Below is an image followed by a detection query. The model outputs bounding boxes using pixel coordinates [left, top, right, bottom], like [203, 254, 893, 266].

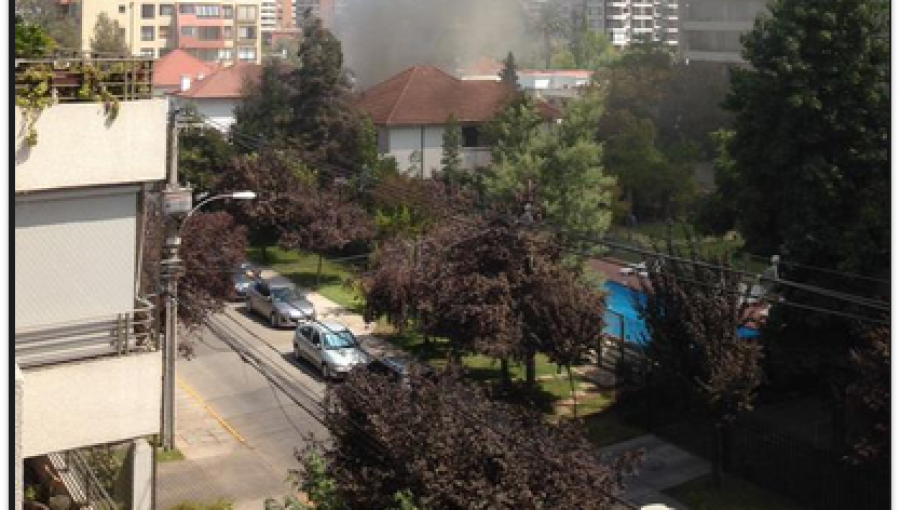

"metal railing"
[49, 449, 120, 510]
[15, 298, 158, 368]
[14, 53, 155, 103]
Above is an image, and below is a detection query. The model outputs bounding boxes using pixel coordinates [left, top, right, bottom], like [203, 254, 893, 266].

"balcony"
[14, 54, 167, 192]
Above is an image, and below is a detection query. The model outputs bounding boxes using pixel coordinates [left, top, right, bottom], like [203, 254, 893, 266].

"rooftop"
[174, 62, 261, 99]
[152, 49, 214, 91]
[354, 65, 558, 126]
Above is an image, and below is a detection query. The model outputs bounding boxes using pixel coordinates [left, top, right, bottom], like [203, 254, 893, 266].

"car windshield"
[271, 287, 302, 301]
[323, 329, 358, 350]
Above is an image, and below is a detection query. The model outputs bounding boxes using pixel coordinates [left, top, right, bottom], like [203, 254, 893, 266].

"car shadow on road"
[280, 351, 328, 383]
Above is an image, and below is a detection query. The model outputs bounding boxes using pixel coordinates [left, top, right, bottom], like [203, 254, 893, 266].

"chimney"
[179, 74, 191, 92]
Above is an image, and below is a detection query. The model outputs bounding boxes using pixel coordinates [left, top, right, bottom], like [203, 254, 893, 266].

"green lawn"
[665, 474, 808, 510]
[156, 447, 185, 463]
[247, 246, 365, 313]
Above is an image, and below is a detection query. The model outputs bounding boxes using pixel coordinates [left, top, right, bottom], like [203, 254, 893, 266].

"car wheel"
[270, 313, 279, 329]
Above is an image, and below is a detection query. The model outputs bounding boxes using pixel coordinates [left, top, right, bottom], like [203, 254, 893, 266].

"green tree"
[233, 58, 295, 148]
[570, 20, 619, 70]
[90, 12, 129, 54]
[723, 0, 889, 388]
[439, 114, 462, 178]
[178, 124, 236, 193]
[498, 51, 519, 89]
[16, 0, 79, 49]
[15, 14, 55, 57]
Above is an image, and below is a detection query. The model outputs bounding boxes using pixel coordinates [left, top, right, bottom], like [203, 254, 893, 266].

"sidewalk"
[155, 378, 292, 510]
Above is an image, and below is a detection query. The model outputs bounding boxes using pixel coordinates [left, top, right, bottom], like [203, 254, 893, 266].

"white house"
[354, 65, 559, 178]
[173, 61, 261, 131]
[14, 56, 167, 510]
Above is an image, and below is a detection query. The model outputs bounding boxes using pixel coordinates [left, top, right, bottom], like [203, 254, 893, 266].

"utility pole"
[160, 109, 190, 451]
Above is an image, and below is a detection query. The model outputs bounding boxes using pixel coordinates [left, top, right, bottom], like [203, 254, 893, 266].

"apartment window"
[160, 4, 174, 15]
[198, 26, 222, 40]
[180, 25, 198, 37]
[141, 26, 155, 41]
[237, 46, 256, 61]
[218, 48, 233, 61]
[140, 48, 155, 57]
[223, 25, 233, 38]
[141, 4, 155, 18]
[236, 5, 257, 22]
[223, 5, 234, 18]
[238, 25, 256, 40]
[118, 4, 126, 13]
[196, 4, 221, 17]
[159, 25, 170, 38]
[179, 3, 195, 14]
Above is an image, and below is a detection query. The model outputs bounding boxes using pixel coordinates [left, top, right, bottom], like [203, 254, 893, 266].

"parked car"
[232, 262, 260, 300]
[293, 321, 370, 379]
[366, 355, 435, 386]
[246, 279, 316, 327]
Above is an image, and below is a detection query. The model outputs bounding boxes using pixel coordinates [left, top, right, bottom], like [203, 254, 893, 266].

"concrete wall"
[14, 100, 168, 193]
[15, 365, 24, 510]
[22, 352, 162, 458]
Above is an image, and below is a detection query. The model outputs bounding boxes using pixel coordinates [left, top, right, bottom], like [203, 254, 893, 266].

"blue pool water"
[602, 281, 761, 344]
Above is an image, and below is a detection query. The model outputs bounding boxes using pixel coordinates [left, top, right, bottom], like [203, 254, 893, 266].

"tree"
[323, 369, 637, 509]
[15, 14, 55, 57]
[639, 241, 763, 487]
[724, 0, 889, 271]
[232, 58, 295, 148]
[842, 326, 889, 466]
[498, 51, 519, 89]
[438, 114, 462, 181]
[570, 20, 619, 70]
[16, 0, 79, 49]
[693, 130, 739, 236]
[288, 13, 366, 170]
[90, 12, 129, 54]
[178, 124, 236, 194]
[723, 0, 889, 386]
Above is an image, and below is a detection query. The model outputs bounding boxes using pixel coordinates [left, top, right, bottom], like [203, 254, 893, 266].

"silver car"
[246, 279, 316, 328]
[293, 321, 370, 379]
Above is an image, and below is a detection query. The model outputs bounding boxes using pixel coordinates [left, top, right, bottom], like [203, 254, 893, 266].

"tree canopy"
[90, 12, 128, 54]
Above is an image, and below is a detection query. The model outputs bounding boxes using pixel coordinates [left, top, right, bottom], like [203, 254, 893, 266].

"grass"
[582, 408, 646, 447]
[247, 245, 365, 313]
[168, 499, 234, 510]
[665, 473, 808, 510]
[156, 447, 185, 463]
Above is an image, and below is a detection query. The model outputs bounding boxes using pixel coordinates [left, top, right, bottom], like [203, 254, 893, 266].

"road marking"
[176, 377, 248, 445]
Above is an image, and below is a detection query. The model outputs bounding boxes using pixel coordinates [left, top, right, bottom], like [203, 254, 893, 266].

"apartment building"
[584, 0, 679, 49]
[14, 56, 166, 510]
[677, 0, 768, 63]
[79, 0, 262, 63]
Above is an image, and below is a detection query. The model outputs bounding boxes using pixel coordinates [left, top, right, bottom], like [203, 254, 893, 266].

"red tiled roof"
[152, 49, 214, 90]
[175, 62, 262, 99]
[354, 65, 559, 126]
[463, 56, 503, 76]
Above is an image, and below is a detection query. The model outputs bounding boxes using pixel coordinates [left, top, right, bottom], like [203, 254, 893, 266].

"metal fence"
[47, 449, 120, 510]
[15, 298, 158, 368]
[14, 54, 154, 102]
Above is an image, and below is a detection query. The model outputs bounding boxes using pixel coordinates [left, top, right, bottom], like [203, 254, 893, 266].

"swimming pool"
[602, 281, 760, 344]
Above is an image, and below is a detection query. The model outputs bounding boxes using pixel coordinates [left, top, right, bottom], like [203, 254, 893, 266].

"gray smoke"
[334, 0, 536, 89]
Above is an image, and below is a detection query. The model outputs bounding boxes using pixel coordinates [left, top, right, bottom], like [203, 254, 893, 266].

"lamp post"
[160, 190, 256, 450]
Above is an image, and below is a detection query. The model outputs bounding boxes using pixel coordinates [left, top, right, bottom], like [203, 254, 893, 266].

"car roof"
[317, 321, 348, 333]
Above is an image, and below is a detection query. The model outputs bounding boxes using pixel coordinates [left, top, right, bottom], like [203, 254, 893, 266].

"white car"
[293, 321, 370, 379]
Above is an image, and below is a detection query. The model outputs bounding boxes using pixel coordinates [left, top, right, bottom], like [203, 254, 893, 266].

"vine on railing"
[14, 64, 54, 147]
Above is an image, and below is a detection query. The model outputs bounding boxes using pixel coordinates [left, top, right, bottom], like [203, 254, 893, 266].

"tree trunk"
[566, 365, 578, 418]
[500, 357, 511, 389]
[315, 252, 323, 289]
[261, 245, 269, 264]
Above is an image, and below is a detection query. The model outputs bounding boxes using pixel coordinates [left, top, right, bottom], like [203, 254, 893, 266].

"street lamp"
[160, 189, 256, 450]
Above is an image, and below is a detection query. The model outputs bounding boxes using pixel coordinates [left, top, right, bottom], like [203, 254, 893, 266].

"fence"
[15, 54, 154, 103]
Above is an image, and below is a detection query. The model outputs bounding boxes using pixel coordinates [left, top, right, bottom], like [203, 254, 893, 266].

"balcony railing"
[15, 298, 158, 368]
[14, 51, 154, 103]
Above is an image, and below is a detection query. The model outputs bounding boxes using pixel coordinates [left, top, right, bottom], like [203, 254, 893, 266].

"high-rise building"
[677, 0, 768, 63]
[79, 0, 263, 63]
[584, 0, 679, 49]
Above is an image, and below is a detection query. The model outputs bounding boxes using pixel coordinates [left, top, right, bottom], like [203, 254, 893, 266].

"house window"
[198, 26, 222, 40]
[461, 126, 480, 148]
[141, 26, 155, 41]
[195, 4, 221, 18]
[179, 4, 195, 14]
[159, 25, 170, 38]
[141, 4, 154, 18]
[237, 5, 257, 22]
[160, 3, 174, 15]
[140, 48, 155, 57]
[223, 5, 233, 18]
[237, 46, 256, 61]
[180, 25, 198, 37]
[223, 25, 233, 38]
[118, 5, 126, 13]
[238, 25, 256, 40]
[218, 48, 233, 61]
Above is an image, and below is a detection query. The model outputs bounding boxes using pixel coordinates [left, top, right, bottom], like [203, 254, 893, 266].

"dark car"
[366, 355, 435, 386]
[232, 262, 260, 300]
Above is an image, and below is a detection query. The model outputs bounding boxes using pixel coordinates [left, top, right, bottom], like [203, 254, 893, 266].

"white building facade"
[584, 0, 679, 49]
